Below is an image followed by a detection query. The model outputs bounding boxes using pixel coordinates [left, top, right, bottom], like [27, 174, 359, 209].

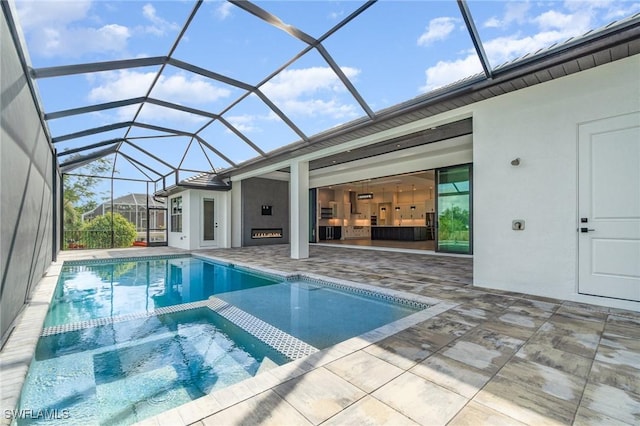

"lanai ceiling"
[5, 0, 640, 192]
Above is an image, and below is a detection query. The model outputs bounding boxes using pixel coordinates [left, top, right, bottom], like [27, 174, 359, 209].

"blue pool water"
[45, 257, 278, 327]
[217, 280, 417, 349]
[21, 255, 422, 424]
[19, 308, 287, 425]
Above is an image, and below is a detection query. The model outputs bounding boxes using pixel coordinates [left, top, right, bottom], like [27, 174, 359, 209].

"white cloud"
[534, 9, 592, 32]
[260, 66, 361, 119]
[215, 2, 233, 20]
[483, 1, 531, 29]
[420, 0, 640, 93]
[137, 104, 208, 126]
[30, 24, 131, 58]
[504, 1, 531, 25]
[484, 17, 502, 28]
[88, 70, 232, 124]
[420, 55, 483, 92]
[141, 3, 180, 36]
[15, 0, 92, 30]
[15, 0, 132, 58]
[226, 114, 260, 133]
[417, 17, 458, 46]
[262, 66, 359, 101]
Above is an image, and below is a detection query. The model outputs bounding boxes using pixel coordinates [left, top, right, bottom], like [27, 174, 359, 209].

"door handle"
[580, 227, 596, 233]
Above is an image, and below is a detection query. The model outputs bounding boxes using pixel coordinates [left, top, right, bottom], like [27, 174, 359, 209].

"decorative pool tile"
[207, 298, 319, 360]
[62, 254, 190, 266]
[41, 301, 209, 336]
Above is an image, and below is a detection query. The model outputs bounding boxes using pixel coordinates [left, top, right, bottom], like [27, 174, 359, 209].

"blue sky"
[13, 0, 640, 199]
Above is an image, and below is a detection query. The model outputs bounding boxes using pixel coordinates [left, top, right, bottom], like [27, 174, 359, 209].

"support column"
[290, 160, 309, 259]
[231, 179, 242, 247]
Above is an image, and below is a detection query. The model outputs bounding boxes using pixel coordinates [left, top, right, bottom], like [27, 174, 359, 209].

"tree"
[62, 156, 112, 230]
[83, 213, 137, 248]
[438, 205, 469, 242]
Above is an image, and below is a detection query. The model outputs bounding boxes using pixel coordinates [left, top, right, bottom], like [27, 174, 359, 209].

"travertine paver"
[2, 245, 639, 426]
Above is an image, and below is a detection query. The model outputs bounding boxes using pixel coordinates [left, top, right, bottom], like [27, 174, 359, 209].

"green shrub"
[83, 212, 137, 248]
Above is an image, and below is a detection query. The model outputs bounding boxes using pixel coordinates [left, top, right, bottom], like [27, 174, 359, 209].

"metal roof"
[4, 1, 640, 192]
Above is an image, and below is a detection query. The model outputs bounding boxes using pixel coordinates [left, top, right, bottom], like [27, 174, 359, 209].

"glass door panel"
[437, 165, 472, 254]
[203, 199, 215, 241]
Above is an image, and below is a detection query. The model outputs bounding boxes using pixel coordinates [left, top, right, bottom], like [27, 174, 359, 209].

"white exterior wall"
[167, 192, 191, 250]
[168, 189, 231, 250]
[472, 55, 640, 310]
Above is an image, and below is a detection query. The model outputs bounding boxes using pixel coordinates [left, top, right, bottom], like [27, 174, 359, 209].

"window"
[171, 196, 182, 232]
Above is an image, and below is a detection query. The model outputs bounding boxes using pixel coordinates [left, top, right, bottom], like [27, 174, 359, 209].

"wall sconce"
[395, 206, 400, 211]
[511, 157, 521, 166]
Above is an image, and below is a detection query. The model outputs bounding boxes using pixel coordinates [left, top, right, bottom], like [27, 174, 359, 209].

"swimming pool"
[19, 255, 428, 424]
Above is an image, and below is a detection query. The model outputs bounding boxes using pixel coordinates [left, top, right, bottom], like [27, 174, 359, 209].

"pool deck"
[1, 245, 639, 425]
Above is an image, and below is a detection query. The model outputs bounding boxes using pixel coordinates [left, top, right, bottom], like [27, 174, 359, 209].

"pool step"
[207, 297, 319, 360]
[40, 298, 319, 361]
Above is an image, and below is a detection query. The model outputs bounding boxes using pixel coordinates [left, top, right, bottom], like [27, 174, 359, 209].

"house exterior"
[165, 53, 640, 312]
[82, 193, 166, 232]
[1, 2, 639, 348]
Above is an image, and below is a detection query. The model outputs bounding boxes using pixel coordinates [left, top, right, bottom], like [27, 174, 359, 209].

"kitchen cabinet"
[319, 226, 342, 240]
[371, 226, 428, 241]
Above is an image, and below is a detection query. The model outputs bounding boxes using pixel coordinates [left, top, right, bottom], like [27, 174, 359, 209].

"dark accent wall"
[242, 178, 290, 246]
[1, 9, 58, 344]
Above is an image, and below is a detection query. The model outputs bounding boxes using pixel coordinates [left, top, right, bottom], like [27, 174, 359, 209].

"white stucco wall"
[167, 192, 190, 250]
[228, 54, 639, 310]
[167, 189, 231, 250]
[472, 55, 640, 310]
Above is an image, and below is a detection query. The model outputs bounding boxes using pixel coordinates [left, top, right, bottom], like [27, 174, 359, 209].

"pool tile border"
[2, 251, 450, 426]
[207, 298, 318, 360]
[61, 253, 190, 265]
[193, 253, 437, 310]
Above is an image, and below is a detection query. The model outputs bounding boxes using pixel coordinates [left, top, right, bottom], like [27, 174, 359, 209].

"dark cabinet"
[319, 226, 341, 240]
[371, 226, 428, 241]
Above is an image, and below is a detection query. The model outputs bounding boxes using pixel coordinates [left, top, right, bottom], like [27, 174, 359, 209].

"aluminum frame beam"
[45, 98, 146, 120]
[457, 0, 493, 79]
[59, 145, 118, 172]
[31, 57, 166, 79]
[56, 138, 125, 157]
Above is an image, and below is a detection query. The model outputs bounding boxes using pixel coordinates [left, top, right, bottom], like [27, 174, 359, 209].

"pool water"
[21, 255, 423, 425]
[19, 309, 287, 425]
[45, 257, 278, 327]
[217, 280, 417, 349]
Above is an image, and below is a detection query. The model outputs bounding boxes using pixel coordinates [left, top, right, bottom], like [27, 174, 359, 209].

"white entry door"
[201, 198, 217, 247]
[578, 112, 640, 302]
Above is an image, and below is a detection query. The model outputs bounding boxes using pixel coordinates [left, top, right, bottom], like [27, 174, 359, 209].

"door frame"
[435, 163, 473, 255]
[201, 196, 218, 248]
[576, 112, 640, 301]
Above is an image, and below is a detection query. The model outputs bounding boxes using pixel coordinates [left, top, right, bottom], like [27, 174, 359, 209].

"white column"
[231, 180, 242, 248]
[290, 160, 309, 259]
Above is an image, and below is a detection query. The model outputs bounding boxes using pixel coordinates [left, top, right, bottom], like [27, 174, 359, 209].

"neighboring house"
[82, 193, 166, 241]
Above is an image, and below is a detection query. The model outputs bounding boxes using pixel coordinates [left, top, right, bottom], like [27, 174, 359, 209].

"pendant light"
[395, 185, 400, 211]
[410, 184, 416, 210]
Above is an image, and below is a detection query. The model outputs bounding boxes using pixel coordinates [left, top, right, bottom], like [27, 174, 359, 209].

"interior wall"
[242, 177, 290, 246]
[1, 10, 57, 343]
[473, 54, 640, 309]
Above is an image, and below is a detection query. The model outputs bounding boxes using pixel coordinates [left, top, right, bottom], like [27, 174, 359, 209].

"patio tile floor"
[1, 244, 639, 425]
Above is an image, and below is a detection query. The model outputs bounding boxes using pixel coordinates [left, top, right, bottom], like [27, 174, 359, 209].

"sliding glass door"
[436, 164, 472, 254]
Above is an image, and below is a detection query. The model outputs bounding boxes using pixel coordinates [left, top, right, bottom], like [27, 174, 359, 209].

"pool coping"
[135, 253, 456, 425]
[0, 253, 457, 426]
